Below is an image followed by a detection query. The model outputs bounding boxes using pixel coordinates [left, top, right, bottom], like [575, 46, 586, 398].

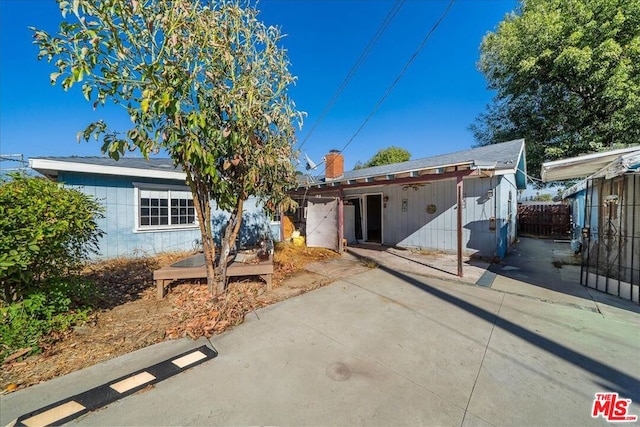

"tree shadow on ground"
[376, 263, 640, 405]
[81, 252, 190, 309]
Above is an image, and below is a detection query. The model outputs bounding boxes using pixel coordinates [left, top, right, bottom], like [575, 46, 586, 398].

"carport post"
[338, 193, 344, 253]
[457, 175, 464, 277]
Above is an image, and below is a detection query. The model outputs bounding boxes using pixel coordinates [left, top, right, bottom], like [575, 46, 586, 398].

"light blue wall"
[59, 172, 272, 259]
[495, 174, 519, 253]
[573, 194, 585, 229]
[585, 185, 600, 243]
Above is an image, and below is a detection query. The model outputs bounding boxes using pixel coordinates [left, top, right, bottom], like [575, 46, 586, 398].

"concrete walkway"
[489, 238, 640, 324]
[2, 239, 639, 426]
[345, 243, 490, 285]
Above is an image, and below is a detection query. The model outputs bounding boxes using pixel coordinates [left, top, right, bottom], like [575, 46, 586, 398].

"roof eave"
[29, 158, 186, 181]
[305, 161, 476, 189]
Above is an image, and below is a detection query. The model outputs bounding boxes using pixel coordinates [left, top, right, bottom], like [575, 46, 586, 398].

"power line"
[0, 154, 27, 174]
[312, 0, 456, 178]
[296, 0, 406, 152]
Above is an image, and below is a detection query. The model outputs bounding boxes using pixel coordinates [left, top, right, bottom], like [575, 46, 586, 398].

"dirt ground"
[0, 244, 339, 394]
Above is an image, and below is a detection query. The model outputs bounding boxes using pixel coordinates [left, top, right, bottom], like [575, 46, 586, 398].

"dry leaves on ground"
[1, 244, 339, 393]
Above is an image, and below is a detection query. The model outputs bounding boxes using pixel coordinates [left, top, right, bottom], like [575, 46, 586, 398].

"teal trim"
[515, 154, 527, 189]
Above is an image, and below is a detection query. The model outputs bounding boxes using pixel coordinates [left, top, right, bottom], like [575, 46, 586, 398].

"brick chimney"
[325, 150, 344, 180]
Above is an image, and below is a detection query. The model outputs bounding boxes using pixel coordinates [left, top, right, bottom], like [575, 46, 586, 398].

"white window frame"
[133, 182, 199, 232]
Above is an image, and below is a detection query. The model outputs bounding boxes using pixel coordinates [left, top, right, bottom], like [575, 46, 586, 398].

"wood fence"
[518, 204, 571, 238]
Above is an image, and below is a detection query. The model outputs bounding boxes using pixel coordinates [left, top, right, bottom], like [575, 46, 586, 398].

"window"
[135, 185, 197, 230]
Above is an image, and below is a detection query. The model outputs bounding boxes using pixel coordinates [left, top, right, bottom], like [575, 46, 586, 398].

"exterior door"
[365, 194, 383, 243]
[306, 197, 340, 251]
[346, 197, 363, 242]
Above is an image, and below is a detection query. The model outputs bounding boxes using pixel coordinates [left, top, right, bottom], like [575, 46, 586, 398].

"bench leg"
[157, 279, 167, 299]
[260, 274, 273, 291]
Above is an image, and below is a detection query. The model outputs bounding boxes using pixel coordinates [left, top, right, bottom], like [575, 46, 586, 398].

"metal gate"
[582, 175, 640, 304]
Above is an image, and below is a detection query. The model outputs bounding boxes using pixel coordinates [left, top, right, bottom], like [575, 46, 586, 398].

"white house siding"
[342, 175, 505, 258]
[59, 172, 270, 259]
[461, 176, 498, 258]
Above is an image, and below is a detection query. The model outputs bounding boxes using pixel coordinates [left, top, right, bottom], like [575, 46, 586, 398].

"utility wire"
[308, 0, 456, 180]
[296, 0, 406, 152]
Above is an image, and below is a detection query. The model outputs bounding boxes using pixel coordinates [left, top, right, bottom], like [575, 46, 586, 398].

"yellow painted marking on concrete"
[172, 350, 207, 368]
[22, 401, 85, 427]
[109, 371, 156, 393]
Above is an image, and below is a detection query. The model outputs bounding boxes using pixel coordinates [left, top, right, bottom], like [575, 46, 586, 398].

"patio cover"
[541, 146, 640, 182]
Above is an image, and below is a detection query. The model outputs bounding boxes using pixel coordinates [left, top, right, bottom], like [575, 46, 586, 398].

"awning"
[541, 146, 640, 182]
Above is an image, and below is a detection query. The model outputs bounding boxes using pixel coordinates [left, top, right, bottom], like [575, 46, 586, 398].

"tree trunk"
[217, 198, 244, 293]
[186, 173, 217, 294]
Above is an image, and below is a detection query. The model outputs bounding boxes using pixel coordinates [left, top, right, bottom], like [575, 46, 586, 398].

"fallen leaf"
[5, 383, 18, 392]
[3, 348, 32, 365]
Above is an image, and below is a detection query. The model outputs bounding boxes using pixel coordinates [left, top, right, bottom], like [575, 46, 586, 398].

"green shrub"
[0, 173, 104, 303]
[0, 279, 93, 361]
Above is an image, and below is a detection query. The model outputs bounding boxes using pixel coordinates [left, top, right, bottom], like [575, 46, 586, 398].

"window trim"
[133, 182, 199, 233]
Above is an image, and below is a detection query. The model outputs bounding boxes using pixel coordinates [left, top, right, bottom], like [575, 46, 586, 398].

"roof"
[30, 139, 528, 189]
[29, 156, 186, 180]
[301, 139, 526, 189]
[541, 145, 640, 182]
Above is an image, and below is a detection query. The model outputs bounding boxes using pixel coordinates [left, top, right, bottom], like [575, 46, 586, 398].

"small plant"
[412, 248, 445, 256]
[362, 259, 378, 269]
[0, 280, 94, 362]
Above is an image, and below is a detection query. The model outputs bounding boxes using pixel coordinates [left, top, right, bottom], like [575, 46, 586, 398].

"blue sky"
[0, 0, 518, 172]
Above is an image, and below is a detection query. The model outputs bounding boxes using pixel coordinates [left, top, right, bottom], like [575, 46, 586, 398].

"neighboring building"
[288, 139, 527, 264]
[29, 157, 276, 259]
[541, 145, 640, 304]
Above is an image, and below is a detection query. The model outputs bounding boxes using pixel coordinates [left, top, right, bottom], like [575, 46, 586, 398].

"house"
[29, 157, 277, 259]
[541, 145, 640, 304]
[288, 139, 527, 273]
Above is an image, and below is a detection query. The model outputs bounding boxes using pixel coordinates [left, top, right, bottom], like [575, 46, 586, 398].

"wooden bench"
[154, 253, 273, 299]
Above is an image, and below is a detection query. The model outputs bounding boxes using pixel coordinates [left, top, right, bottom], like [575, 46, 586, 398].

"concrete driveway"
[2, 239, 639, 426]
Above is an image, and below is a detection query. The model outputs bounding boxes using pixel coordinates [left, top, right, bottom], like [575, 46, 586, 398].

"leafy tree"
[354, 146, 411, 169]
[32, 0, 303, 293]
[471, 0, 640, 179]
[0, 174, 103, 303]
[531, 192, 553, 202]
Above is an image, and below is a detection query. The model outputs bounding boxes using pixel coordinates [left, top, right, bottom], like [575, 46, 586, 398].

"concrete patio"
[2, 238, 639, 426]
